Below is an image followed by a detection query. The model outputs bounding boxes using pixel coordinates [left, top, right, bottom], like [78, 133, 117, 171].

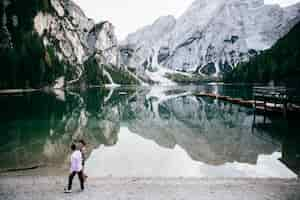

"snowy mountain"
[120, 0, 300, 77]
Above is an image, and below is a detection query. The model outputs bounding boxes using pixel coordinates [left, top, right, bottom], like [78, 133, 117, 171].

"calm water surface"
[0, 85, 299, 178]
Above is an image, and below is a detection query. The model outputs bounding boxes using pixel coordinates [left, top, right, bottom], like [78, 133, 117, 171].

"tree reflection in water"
[0, 86, 299, 177]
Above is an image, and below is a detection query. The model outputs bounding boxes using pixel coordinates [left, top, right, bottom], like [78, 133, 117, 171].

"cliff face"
[0, 0, 134, 89]
[33, 0, 119, 67]
[120, 0, 300, 77]
[34, 0, 122, 86]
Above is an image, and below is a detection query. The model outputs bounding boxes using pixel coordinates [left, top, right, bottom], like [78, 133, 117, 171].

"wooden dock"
[194, 86, 300, 117]
[253, 87, 300, 117]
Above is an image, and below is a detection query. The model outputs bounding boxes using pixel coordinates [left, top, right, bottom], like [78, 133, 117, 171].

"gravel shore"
[1, 176, 300, 200]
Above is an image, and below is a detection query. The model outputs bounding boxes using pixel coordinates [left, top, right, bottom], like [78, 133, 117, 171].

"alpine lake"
[0, 84, 299, 179]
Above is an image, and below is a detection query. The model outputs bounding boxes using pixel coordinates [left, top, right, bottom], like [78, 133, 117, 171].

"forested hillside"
[0, 0, 66, 89]
[225, 22, 300, 86]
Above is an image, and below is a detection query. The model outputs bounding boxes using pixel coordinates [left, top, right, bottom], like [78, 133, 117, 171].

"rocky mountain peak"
[87, 21, 118, 66]
[35, 0, 120, 83]
[120, 0, 300, 77]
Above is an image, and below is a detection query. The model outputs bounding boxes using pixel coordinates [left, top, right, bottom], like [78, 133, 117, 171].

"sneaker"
[64, 188, 72, 193]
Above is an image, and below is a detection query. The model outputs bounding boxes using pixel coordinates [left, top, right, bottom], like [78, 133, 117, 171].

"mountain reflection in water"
[86, 126, 295, 178]
[0, 85, 298, 178]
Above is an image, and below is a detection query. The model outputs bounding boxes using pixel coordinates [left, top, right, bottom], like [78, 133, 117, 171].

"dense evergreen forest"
[0, 0, 65, 89]
[224, 22, 300, 86]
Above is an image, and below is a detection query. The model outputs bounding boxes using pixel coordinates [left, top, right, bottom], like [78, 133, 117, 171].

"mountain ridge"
[120, 0, 300, 78]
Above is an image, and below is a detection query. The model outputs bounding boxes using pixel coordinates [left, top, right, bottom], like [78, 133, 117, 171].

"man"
[78, 139, 88, 181]
[64, 144, 84, 193]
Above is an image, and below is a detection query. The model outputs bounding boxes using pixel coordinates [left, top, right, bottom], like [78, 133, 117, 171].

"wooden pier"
[194, 86, 300, 117]
[253, 87, 300, 118]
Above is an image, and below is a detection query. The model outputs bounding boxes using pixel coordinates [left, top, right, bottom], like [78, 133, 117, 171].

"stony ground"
[1, 176, 300, 200]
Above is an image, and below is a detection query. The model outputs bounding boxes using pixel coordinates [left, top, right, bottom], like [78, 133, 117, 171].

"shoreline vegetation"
[164, 72, 222, 84]
[0, 0, 68, 89]
[224, 22, 300, 86]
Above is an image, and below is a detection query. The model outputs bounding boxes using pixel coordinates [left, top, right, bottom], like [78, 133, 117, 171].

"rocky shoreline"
[1, 175, 300, 200]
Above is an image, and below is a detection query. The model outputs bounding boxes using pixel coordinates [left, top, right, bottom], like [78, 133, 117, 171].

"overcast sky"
[73, 0, 300, 40]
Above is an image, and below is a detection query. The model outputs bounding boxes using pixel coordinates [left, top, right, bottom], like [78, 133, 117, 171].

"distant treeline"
[0, 0, 65, 89]
[224, 22, 300, 86]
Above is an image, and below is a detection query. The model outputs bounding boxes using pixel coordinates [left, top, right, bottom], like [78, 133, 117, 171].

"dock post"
[283, 99, 287, 118]
[274, 93, 277, 108]
[253, 95, 256, 125]
[263, 97, 266, 124]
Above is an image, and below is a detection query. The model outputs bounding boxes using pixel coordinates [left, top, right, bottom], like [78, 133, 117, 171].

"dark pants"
[68, 171, 84, 190]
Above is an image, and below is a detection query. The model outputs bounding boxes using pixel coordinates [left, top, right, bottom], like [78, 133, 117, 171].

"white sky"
[73, 0, 300, 40]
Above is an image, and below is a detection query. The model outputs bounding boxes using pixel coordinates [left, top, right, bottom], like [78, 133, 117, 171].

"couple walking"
[64, 140, 87, 193]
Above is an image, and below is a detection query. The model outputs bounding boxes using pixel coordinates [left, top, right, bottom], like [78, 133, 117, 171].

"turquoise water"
[0, 85, 299, 178]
